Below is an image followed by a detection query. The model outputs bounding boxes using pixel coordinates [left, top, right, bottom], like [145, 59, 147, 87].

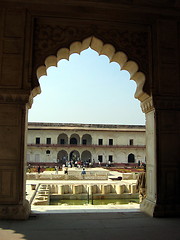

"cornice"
[141, 96, 154, 113]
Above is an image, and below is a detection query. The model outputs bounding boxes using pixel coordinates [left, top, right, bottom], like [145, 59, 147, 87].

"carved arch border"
[29, 36, 156, 217]
[35, 36, 150, 105]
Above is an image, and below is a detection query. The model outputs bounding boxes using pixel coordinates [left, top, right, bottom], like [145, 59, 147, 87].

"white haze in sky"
[28, 48, 145, 125]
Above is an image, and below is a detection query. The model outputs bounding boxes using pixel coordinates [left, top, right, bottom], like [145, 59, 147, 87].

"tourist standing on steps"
[64, 167, 68, 175]
[55, 166, 58, 174]
[37, 165, 41, 174]
[81, 168, 86, 179]
[27, 164, 31, 173]
[138, 160, 141, 167]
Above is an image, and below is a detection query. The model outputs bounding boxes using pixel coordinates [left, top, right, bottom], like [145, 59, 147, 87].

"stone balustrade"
[49, 183, 137, 196]
[26, 170, 109, 180]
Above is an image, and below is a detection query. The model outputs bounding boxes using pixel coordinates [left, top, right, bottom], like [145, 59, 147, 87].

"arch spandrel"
[36, 36, 150, 104]
[33, 19, 151, 95]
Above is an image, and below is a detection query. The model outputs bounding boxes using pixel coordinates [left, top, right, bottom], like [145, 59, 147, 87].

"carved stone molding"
[0, 200, 31, 220]
[141, 96, 180, 113]
[141, 96, 154, 113]
[32, 18, 151, 89]
[0, 91, 31, 105]
[34, 23, 149, 66]
[28, 86, 41, 109]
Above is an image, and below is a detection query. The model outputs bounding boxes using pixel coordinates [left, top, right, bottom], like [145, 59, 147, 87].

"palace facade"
[27, 122, 146, 166]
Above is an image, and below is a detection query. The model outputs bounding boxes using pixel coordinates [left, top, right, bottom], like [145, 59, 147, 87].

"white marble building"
[27, 122, 146, 166]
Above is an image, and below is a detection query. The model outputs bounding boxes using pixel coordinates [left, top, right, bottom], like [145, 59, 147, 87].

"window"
[36, 137, 40, 144]
[129, 139, 134, 145]
[98, 139, 103, 145]
[60, 139, 65, 144]
[98, 155, 103, 162]
[46, 150, 50, 155]
[70, 138, 77, 145]
[82, 139, 87, 145]
[109, 155, 113, 162]
[46, 138, 51, 144]
[109, 139, 113, 145]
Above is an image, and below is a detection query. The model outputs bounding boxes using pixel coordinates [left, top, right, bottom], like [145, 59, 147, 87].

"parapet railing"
[27, 143, 146, 149]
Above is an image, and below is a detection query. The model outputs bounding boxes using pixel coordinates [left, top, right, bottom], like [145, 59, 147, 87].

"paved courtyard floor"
[0, 212, 180, 240]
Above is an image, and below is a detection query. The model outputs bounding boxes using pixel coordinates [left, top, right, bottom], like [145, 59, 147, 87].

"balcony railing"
[27, 143, 146, 149]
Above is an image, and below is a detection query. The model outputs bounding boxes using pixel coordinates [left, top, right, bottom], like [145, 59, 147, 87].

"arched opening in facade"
[46, 150, 50, 155]
[70, 138, 77, 145]
[70, 150, 80, 162]
[32, 36, 156, 217]
[70, 134, 80, 145]
[57, 133, 68, 145]
[81, 150, 92, 163]
[57, 150, 68, 165]
[82, 134, 92, 145]
[128, 153, 135, 163]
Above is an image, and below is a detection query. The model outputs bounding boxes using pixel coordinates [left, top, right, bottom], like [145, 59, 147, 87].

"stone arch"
[36, 36, 150, 104]
[33, 36, 156, 217]
[81, 150, 92, 162]
[70, 134, 80, 145]
[0, 1, 179, 220]
[57, 133, 68, 145]
[70, 150, 80, 162]
[82, 134, 92, 145]
[57, 150, 68, 165]
[128, 153, 135, 163]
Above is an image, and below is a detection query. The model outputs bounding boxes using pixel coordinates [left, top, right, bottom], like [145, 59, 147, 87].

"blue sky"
[28, 48, 145, 125]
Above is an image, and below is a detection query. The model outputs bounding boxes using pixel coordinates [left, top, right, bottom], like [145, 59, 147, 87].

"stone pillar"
[140, 97, 157, 216]
[141, 95, 180, 217]
[152, 98, 180, 217]
[0, 8, 32, 219]
[0, 101, 31, 219]
[140, 19, 180, 217]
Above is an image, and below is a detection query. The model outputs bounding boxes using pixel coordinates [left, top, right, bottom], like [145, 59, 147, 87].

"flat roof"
[28, 122, 145, 132]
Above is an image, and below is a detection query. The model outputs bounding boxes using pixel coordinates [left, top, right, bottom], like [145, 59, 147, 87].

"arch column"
[140, 96, 180, 217]
[0, 92, 31, 219]
[140, 96, 157, 216]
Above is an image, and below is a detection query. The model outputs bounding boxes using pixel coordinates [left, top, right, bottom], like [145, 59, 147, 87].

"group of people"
[35, 164, 87, 177]
[62, 158, 95, 169]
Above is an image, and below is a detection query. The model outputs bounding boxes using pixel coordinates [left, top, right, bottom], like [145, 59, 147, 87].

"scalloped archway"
[31, 36, 156, 217]
[36, 36, 150, 105]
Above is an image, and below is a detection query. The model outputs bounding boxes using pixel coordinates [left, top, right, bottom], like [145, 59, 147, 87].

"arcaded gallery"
[27, 122, 146, 165]
[0, 0, 180, 220]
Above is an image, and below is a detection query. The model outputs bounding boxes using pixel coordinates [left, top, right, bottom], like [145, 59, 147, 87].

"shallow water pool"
[50, 198, 139, 205]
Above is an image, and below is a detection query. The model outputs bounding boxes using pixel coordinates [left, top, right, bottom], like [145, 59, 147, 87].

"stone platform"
[26, 168, 109, 180]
